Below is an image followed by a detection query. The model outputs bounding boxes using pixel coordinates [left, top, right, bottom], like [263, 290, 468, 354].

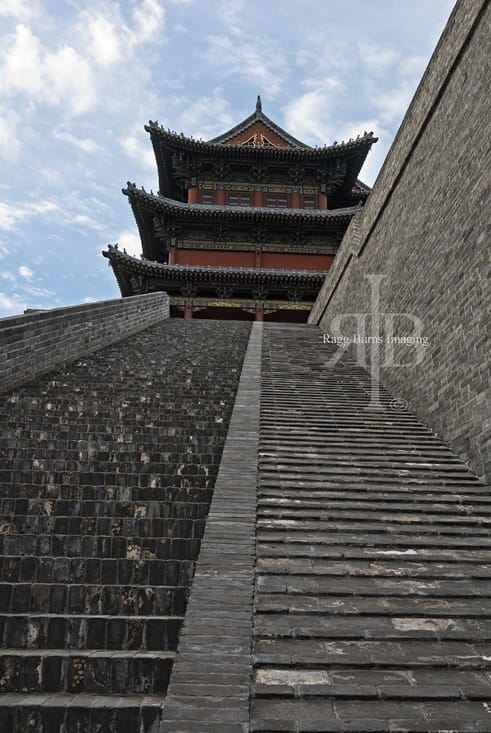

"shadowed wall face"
[311, 0, 490, 483]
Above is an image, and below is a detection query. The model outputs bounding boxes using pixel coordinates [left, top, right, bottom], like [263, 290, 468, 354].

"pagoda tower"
[104, 97, 376, 321]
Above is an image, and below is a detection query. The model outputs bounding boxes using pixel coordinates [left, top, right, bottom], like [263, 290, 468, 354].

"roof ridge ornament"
[256, 95, 262, 114]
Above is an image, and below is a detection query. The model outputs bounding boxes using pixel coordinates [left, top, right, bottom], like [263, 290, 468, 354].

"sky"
[0, 0, 456, 318]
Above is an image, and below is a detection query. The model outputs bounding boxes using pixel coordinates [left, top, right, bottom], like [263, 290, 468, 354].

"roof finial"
[256, 95, 262, 113]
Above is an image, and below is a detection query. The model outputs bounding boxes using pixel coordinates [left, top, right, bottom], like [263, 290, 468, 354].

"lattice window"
[265, 195, 288, 208]
[229, 193, 251, 206]
[303, 196, 316, 209]
[200, 192, 214, 205]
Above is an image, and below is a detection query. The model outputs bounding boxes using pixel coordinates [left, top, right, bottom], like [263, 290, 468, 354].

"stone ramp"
[0, 318, 251, 732]
[253, 323, 491, 732]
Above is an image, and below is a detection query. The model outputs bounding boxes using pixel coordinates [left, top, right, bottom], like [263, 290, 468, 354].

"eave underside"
[146, 125, 376, 203]
[103, 248, 326, 302]
[124, 187, 358, 261]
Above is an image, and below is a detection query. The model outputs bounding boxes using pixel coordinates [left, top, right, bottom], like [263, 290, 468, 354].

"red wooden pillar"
[318, 192, 328, 209]
[184, 302, 193, 319]
[168, 246, 176, 265]
[255, 304, 264, 322]
[188, 187, 199, 204]
[253, 190, 263, 207]
[291, 191, 301, 208]
[254, 247, 262, 268]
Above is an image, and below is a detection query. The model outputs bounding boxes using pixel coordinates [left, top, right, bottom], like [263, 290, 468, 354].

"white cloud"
[0, 0, 39, 21]
[69, 213, 105, 231]
[131, 0, 166, 45]
[121, 134, 155, 171]
[175, 90, 233, 139]
[0, 199, 60, 232]
[19, 265, 34, 280]
[358, 43, 400, 75]
[25, 285, 54, 298]
[206, 34, 286, 96]
[0, 24, 96, 115]
[220, 0, 246, 36]
[44, 45, 96, 115]
[0, 292, 26, 316]
[85, 12, 123, 67]
[374, 78, 420, 125]
[0, 108, 21, 161]
[116, 230, 142, 257]
[53, 129, 102, 154]
[1, 271, 15, 282]
[0, 24, 44, 98]
[283, 79, 344, 144]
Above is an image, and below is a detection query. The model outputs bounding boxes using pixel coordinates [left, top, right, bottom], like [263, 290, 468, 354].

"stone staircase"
[253, 323, 491, 732]
[0, 318, 250, 732]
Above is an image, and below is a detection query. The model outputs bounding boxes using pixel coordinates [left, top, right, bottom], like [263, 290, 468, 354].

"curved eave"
[124, 186, 360, 226]
[103, 248, 327, 297]
[145, 122, 377, 161]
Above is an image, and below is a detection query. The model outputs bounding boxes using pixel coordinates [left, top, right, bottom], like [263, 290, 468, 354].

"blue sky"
[0, 0, 455, 318]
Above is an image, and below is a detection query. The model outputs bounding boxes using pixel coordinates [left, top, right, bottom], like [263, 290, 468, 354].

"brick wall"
[0, 292, 169, 392]
[309, 0, 490, 483]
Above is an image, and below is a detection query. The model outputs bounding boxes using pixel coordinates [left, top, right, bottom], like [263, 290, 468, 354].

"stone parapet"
[0, 292, 169, 392]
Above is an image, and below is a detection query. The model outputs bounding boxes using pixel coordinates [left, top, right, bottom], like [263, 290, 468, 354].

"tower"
[104, 97, 376, 321]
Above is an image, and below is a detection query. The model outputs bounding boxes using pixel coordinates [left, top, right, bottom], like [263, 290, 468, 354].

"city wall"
[310, 0, 490, 482]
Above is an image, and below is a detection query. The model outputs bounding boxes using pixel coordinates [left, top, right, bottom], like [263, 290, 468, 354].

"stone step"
[0, 533, 200, 561]
[258, 485, 491, 500]
[251, 698, 491, 732]
[0, 694, 162, 733]
[0, 649, 175, 694]
[0, 556, 195, 586]
[0, 414, 232, 430]
[259, 449, 464, 464]
[255, 557, 491, 579]
[1, 448, 224, 465]
[254, 613, 491, 641]
[0, 428, 228, 443]
[260, 435, 454, 449]
[259, 464, 478, 481]
[257, 571, 491, 598]
[0, 583, 188, 615]
[257, 543, 491, 563]
[0, 483, 213, 503]
[0, 515, 206, 537]
[258, 529, 490, 549]
[255, 594, 491, 617]
[0, 613, 183, 650]
[0, 466, 219, 483]
[253, 668, 491, 700]
[257, 518, 491, 538]
[253, 637, 491, 668]
[260, 474, 480, 488]
[257, 493, 491, 511]
[0, 470, 216, 489]
[0, 498, 210, 519]
[257, 507, 491, 526]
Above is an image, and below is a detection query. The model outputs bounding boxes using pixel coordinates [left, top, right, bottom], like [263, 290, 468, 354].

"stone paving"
[0, 318, 251, 732]
[253, 323, 491, 732]
[0, 318, 489, 732]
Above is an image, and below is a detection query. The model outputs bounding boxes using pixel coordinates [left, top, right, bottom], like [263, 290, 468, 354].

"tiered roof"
[123, 183, 361, 261]
[145, 97, 377, 202]
[103, 245, 326, 299]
